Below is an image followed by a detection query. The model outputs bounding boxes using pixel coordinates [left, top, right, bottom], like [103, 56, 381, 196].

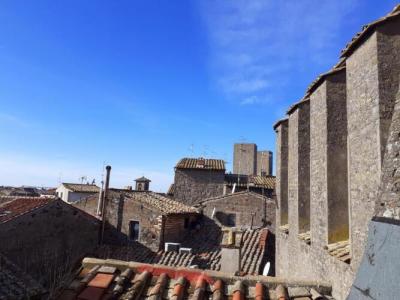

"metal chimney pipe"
[100, 165, 111, 245]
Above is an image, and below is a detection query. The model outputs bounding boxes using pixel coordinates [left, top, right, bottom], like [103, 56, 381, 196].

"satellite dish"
[262, 262, 271, 276]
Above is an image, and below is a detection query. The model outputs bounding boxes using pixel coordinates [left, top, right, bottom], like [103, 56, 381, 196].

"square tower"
[233, 143, 257, 175]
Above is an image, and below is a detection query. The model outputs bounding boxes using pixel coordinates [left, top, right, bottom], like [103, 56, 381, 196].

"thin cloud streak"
[199, 0, 359, 105]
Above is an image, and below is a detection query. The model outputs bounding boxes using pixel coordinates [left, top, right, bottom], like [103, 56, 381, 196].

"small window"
[129, 221, 140, 241]
[184, 217, 189, 229]
[227, 214, 236, 227]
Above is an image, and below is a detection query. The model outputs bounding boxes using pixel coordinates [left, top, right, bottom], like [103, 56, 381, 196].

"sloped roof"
[273, 118, 288, 130]
[199, 191, 274, 206]
[125, 192, 198, 215]
[224, 175, 275, 190]
[0, 253, 46, 299]
[341, 4, 400, 58]
[167, 183, 175, 196]
[62, 183, 100, 193]
[135, 176, 151, 182]
[57, 257, 334, 300]
[0, 197, 55, 224]
[96, 226, 270, 276]
[176, 158, 225, 171]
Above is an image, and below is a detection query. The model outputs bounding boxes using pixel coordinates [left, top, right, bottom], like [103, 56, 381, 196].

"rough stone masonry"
[274, 6, 400, 300]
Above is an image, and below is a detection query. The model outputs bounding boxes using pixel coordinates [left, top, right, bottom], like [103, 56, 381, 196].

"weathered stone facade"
[74, 190, 199, 251]
[0, 198, 99, 292]
[198, 191, 276, 231]
[233, 143, 257, 175]
[257, 150, 273, 176]
[174, 168, 225, 205]
[274, 7, 400, 299]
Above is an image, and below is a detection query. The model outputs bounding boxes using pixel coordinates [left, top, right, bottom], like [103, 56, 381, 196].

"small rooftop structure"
[135, 176, 151, 191]
[175, 158, 226, 171]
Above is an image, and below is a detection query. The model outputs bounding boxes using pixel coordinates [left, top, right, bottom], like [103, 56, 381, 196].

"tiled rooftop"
[176, 158, 226, 171]
[326, 240, 351, 264]
[224, 175, 275, 190]
[57, 257, 334, 300]
[62, 183, 100, 193]
[0, 253, 46, 299]
[123, 191, 198, 215]
[341, 4, 400, 57]
[0, 196, 55, 224]
[96, 226, 270, 276]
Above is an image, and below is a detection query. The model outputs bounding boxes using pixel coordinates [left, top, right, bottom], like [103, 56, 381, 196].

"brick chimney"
[220, 229, 242, 274]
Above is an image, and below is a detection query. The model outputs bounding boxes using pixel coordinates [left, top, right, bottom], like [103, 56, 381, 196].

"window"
[129, 220, 140, 241]
[227, 213, 236, 227]
[184, 217, 189, 229]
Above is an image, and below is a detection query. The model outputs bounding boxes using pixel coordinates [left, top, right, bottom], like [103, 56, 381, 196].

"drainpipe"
[100, 165, 111, 245]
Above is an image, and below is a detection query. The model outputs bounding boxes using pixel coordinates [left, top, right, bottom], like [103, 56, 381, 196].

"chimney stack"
[100, 165, 111, 245]
[220, 229, 242, 274]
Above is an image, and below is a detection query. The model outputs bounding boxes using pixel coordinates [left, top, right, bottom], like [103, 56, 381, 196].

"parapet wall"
[274, 7, 400, 299]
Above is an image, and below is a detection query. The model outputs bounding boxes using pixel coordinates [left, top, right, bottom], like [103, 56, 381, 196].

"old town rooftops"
[0, 196, 55, 224]
[341, 4, 400, 57]
[96, 227, 271, 276]
[224, 175, 276, 190]
[62, 183, 100, 193]
[104, 190, 198, 215]
[57, 257, 334, 300]
[0, 252, 46, 299]
[175, 158, 226, 171]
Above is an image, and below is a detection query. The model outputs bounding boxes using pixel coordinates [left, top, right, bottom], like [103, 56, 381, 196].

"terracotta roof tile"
[0, 196, 54, 224]
[0, 252, 46, 299]
[176, 158, 225, 171]
[341, 4, 400, 57]
[58, 258, 334, 299]
[62, 183, 100, 193]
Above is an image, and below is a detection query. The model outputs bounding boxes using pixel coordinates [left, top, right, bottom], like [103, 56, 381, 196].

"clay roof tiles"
[176, 158, 226, 171]
[0, 252, 46, 299]
[62, 183, 100, 193]
[0, 196, 55, 224]
[57, 257, 334, 300]
[341, 4, 400, 58]
[224, 176, 275, 190]
[125, 191, 198, 215]
[96, 227, 270, 276]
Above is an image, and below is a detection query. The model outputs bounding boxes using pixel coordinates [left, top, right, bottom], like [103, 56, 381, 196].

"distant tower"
[257, 150, 273, 176]
[233, 143, 257, 175]
[135, 177, 151, 191]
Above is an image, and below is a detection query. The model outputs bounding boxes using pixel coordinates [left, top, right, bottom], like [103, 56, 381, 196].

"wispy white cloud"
[0, 112, 31, 128]
[198, 0, 359, 105]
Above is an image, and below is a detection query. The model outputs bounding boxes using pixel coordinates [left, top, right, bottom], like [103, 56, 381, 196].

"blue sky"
[0, 1, 398, 191]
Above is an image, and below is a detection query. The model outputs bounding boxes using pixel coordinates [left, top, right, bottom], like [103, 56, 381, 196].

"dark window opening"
[129, 220, 140, 241]
[184, 217, 189, 229]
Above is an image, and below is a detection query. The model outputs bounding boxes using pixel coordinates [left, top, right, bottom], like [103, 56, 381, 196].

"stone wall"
[257, 150, 273, 176]
[173, 169, 225, 205]
[74, 193, 198, 251]
[347, 18, 400, 269]
[233, 143, 257, 175]
[0, 199, 99, 290]
[274, 13, 400, 299]
[199, 192, 276, 231]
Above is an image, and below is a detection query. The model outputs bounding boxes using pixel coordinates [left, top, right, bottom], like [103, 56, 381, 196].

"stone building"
[135, 176, 151, 191]
[56, 182, 100, 203]
[257, 150, 273, 176]
[0, 196, 100, 294]
[74, 189, 199, 251]
[233, 143, 257, 175]
[173, 157, 225, 205]
[197, 191, 276, 231]
[224, 174, 275, 198]
[273, 5, 400, 299]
